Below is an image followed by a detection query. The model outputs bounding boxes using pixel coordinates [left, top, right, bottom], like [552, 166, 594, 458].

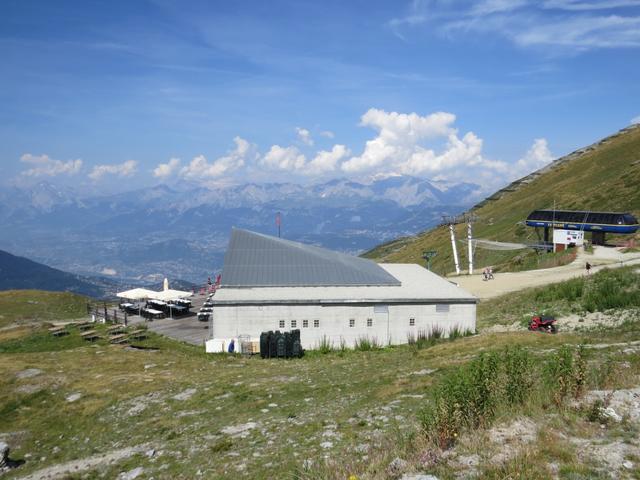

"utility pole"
[467, 221, 473, 274]
[441, 216, 462, 276]
[465, 214, 478, 275]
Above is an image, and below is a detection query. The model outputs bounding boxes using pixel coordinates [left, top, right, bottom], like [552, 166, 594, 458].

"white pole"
[467, 221, 473, 275]
[449, 224, 461, 275]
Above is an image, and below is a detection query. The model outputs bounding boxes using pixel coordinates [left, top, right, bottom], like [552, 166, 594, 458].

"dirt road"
[453, 246, 640, 300]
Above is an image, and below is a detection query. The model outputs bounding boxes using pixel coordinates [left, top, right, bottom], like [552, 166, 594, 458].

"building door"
[374, 305, 389, 345]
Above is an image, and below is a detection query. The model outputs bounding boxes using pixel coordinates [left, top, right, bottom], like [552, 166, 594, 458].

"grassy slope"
[0, 290, 88, 329]
[364, 124, 640, 275]
[1, 274, 639, 478]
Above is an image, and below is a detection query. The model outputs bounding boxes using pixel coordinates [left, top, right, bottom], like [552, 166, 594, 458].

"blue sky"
[1, 0, 639, 192]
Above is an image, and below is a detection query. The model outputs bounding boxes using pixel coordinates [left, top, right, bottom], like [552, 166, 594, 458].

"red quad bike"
[528, 315, 558, 334]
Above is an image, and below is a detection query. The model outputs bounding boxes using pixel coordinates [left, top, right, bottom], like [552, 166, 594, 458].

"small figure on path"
[482, 267, 488, 281]
[488, 266, 494, 280]
[585, 262, 591, 275]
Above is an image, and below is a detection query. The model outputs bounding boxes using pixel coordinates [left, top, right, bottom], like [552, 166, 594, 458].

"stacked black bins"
[259, 329, 304, 358]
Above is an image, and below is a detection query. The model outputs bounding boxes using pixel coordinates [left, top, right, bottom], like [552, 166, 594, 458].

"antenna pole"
[467, 220, 473, 275]
[552, 200, 556, 253]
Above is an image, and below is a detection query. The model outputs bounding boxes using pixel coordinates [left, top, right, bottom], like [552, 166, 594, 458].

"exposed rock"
[319, 441, 333, 449]
[583, 387, 640, 422]
[400, 475, 439, 480]
[15, 369, 43, 379]
[387, 457, 408, 476]
[0, 441, 9, 469]
[65, 393, 82, 403]
[220, 422, 257, 438]
[600, 407, 622, 423]
[172, 388, 196, 401]
[118, 466, 144, 479]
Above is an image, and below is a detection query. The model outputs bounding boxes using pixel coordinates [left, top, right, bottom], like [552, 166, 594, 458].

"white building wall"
[210, 302, 476, 350]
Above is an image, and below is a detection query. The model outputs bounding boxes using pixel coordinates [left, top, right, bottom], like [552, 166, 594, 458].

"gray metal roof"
[221, 228, 401, 287]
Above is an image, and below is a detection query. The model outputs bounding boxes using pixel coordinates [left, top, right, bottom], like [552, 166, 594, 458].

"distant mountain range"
[0, 249, 117, 298]
[0, 249, 197, 299]
[0, 175, 481, 284]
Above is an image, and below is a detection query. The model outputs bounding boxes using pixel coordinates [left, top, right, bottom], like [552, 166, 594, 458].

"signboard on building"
[553, 229, 584, 246]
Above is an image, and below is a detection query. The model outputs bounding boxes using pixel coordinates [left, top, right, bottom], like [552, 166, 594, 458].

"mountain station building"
[205, 228, 476, 352]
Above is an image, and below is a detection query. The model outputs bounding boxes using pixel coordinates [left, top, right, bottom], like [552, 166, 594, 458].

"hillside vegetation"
[365, 124, 640, 275]
[0, 290, 88, 329]
[1, 276, 640, 478]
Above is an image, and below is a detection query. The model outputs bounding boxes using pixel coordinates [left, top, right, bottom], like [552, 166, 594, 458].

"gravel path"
[454, 246, 640, 300]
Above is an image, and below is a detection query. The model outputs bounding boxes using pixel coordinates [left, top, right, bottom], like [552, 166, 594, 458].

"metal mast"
[443, 215, 462, 275]
[450, 224, 460, 275]
[467, 221, 473, 274]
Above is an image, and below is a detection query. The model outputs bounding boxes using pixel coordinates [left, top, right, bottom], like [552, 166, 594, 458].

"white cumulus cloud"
[320, 130, 335, 139]
[305, 145, 350, 175]
[295, 127, 314, 146]
[89, 160, 138, 181]
[514, 138, 555, 177]
[340, 108, 506, 181]
[180, 136, 252, 180]
[153, 157, 181, 179]
[261, 145, 306, 170]
[20, 153, 83, 177]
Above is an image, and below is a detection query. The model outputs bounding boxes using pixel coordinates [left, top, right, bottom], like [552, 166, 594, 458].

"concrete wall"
[209, 302, 476, 350]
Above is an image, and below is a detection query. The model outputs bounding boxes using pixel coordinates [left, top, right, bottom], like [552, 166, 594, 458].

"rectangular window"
[291, 320, 297, 328]
[409, 318, 415, 326]
[436, 304, 450, 313]
[314, 319, 320, 328]
[349, 318, 355, 328]
[367, 318, 373, 327]
[279, 320, 285, 329]
[303, 319, 308, 328]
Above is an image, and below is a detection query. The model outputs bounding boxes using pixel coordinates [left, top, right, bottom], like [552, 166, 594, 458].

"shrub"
[544, 345, 587, 406]
[421, 346, 539, 448]
[503, 346, 534, 405]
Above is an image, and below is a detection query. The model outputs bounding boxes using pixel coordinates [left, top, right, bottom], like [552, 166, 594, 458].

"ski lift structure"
[441, 214, 478, 275]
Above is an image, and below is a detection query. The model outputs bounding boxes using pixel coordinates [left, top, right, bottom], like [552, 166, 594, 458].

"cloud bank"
[20, 154, 83, 177]
[89, 160, 138, 181]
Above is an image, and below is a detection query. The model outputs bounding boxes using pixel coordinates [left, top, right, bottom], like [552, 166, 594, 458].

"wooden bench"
[49, 326, 68, 337]
[107, 325, 126, 335]
[109, 333, 129, 344]
[128, 330, 148, 340]
[80, 330, 100, 341]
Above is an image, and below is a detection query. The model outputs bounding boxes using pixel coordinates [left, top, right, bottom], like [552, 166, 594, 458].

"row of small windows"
[278, 305, 450, 330]
[279, 319, 320, 329]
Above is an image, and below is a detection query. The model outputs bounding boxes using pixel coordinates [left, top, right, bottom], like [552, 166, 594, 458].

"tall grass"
[581, 268, 640, 312]
[354, 336, 380, 351]
[317, 335, 334, 354]
[420, 345, 589, 449]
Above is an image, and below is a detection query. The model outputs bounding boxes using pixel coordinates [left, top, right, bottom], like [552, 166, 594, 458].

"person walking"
[585, 262, 592, 275]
